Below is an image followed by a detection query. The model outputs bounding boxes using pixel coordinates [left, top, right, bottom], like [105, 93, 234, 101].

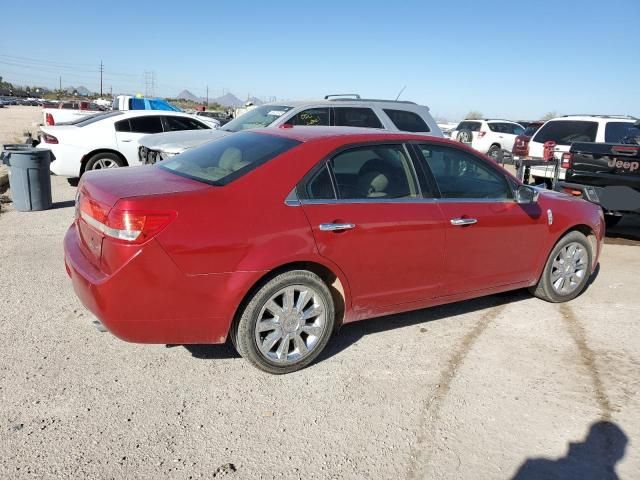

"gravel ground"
[0, 175, 639, 480]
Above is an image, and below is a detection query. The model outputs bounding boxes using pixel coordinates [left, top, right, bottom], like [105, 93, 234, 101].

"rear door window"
[128, 116, 164, 134]
[532, 120, 598, 145]
[328, 144, 419, 199]
[604, 122, 640, 143]
[333, 107, 383, 129]
[383, 109, 430, 132]
[285, 108, 330, 126]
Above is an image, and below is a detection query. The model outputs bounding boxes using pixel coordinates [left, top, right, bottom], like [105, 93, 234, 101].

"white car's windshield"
[222, 105, 293, 132]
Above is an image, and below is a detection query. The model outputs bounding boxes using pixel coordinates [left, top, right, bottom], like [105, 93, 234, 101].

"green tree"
[465, 110, 483, 120]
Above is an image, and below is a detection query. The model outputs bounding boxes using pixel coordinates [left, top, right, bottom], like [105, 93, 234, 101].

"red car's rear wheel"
[234, 270, 335, 374]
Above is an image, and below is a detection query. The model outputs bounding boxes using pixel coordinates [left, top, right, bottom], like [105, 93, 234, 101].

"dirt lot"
[0, 174, 638, 479]
[0, 106, 42, 189]
[0, 106, 41, 145]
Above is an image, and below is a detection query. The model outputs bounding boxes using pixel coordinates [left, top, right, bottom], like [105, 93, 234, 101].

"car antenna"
[395, 85, 407, 101]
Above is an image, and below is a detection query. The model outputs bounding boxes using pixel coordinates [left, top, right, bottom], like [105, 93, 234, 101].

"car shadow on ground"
[181, 288, 536, 363]
[317, 289, 532, 363]
[605, 215, 640, 246]
[50, 200, 75, 210]
[511, 420, 628, 480]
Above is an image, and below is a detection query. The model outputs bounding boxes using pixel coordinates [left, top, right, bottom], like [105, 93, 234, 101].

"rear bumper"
[556, 182, 640, 214]
[64, 224, 255, 344]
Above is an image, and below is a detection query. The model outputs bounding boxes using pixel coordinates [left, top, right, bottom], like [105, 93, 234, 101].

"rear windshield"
[456, 121, 481, 132]
[384, 109, 430, 132]
[523, 123, 543, 136]
[222, 105, 293, 133]
[532, 120, 598, 145]
[605, 121, 640, 143]
[159, 132, 300, 186]
[72, 111, 124, 127]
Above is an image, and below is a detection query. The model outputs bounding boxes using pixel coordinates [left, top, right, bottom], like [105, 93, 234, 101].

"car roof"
[116, 110, 192, 119]
[246, 125, 444, 143]
[259, 99, 430, 110]
[549, 115, 637, 122]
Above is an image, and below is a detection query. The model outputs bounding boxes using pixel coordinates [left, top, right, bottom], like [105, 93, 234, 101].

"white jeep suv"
[526, 115, 638, 185]
[450, 119, 525, 160]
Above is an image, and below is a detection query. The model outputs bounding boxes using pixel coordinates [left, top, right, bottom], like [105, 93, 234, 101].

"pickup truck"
[560, 129, 640, 227]
[42, 100, 104, 126]
[42, 96, 185, 126]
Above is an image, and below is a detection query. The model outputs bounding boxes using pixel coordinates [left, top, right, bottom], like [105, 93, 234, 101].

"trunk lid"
[79, 164, 209, 208]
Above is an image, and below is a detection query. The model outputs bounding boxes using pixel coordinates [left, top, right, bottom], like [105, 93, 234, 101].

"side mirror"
[515, 185, 539, 204]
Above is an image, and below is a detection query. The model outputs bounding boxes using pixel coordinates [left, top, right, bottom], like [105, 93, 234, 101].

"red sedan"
[64, 127, 604, 373]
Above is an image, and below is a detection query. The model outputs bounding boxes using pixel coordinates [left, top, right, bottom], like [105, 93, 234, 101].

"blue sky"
[1, 0, 638, 120]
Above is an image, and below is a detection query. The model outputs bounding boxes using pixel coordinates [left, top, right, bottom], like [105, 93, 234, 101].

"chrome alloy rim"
[91, 158, 119, 169]
[255, 285, 327, 364]
[550, 242, 588, 295]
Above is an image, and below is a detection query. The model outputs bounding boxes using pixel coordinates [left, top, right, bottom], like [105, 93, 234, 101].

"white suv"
[450, 119, 525, 160]
[138, 95, 443, 162]
[526, 115, 638, 185]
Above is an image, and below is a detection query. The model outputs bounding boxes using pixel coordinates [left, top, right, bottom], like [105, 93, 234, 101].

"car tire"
[456, 129, 473, 144]
[529, 231, 593, 303]
[487, 144, 501, 161]
[604, 215, 622, 229]
[233, 270, 335, 374]
[85, 152, 125, 173]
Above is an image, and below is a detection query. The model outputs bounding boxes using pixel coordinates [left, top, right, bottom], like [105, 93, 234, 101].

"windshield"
[222, 105, 293, 132]
[159, 131, 300, 185]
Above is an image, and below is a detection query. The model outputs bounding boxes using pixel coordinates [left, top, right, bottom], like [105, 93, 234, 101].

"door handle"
[120, 139, 132, 143]
[450, 218, 477, 226]
[319, 223, 356, 231]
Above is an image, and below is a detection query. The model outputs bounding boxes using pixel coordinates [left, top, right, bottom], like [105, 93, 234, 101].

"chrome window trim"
[296, 197, 516, 206]
[284, 187, 301, 206]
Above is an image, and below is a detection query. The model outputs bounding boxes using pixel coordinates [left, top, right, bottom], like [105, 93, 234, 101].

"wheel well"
[80, 149, 128, 174]
[490, 143, 501, 149]
[567, 224, 597, 253]
[231, 261, 347, 336]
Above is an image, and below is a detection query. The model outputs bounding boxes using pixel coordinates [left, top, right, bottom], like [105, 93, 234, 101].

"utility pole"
[59, 75, 62, 92]
[206, 85, 209, 107]
[110, 85, 113, 98]
[99, 61, 104, 96]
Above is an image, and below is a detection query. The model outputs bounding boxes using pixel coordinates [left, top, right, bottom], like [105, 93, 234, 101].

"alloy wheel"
[549, 242, 588, 295]
[91, 158, 119, 169]
[254, 284, 327, 364]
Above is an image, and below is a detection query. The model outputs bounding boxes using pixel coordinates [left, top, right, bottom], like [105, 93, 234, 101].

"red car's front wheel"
[530, 231, 593, 303]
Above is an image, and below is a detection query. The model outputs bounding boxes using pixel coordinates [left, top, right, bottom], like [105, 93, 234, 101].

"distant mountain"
[176, 89, 200, 102]
[213, 93, 243, 108]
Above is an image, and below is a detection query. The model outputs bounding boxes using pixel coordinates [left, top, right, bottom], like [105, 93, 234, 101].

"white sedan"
[39, 110, 214, 177]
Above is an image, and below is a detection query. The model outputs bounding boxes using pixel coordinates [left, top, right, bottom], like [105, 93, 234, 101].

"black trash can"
[1, 146, 53, 211]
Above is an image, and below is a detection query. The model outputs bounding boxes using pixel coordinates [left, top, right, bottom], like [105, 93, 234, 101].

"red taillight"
[561, 152, 573, 169]
[79, 194, 176, 244]
[45, 113, 55, 125]
[477, 131, 486, 138]
[42, 133, 58, 144]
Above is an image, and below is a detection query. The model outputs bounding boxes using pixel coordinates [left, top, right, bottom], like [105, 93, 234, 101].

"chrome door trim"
[319, 223, 356, 231]
[450, 218, 478, 226]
